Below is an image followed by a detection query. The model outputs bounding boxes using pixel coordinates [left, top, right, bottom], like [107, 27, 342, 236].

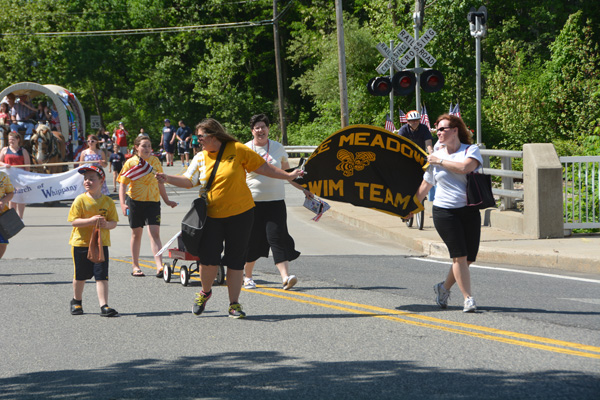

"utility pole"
[335, 0, 349, 127]
[413, 0, 425, 113]
[273, 0, 288, 144]
[468, 6, 487, 145]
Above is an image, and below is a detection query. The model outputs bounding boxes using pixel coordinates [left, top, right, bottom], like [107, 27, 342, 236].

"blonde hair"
[8, 131, 21, 145]
[196, 118, 238, 144]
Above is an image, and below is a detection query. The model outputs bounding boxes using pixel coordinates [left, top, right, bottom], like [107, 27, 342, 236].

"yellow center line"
[111, 259, 600, 359]
[248, 286, 600, 359]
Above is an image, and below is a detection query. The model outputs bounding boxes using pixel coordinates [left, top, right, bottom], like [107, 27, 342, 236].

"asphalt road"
[1, 178, 599, 399]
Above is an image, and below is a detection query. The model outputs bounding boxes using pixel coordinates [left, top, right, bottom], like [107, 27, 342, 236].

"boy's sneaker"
[228, 303, 246, 319]
[192, 290, 212, 316]
[434, 282, 450, 309]
[70, 299, 83, 315]
[100, 305, 118, 317]
[283, 275, 297, 290]
[463, 297, 477, 313]
[243, 278, 256, 289]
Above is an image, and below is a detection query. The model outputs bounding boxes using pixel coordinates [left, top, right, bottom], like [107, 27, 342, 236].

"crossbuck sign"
[376, 28, 437, 75]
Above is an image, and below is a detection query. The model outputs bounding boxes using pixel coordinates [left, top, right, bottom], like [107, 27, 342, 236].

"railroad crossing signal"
[396, 28, 437, 69]
[370, 27, 444, 97]
[375, 42, 409, 75]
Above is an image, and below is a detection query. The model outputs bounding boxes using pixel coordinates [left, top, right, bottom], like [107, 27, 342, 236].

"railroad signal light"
[367, 77, 392, 96]
[420, 69, 445, 93]
[392, 71, 416, 96]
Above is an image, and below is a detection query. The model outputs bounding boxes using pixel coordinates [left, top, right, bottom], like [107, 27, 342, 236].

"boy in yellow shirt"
[68, 165, 119, 317]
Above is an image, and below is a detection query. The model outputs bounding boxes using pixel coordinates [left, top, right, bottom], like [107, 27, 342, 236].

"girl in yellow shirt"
[118, 136, 177, 277]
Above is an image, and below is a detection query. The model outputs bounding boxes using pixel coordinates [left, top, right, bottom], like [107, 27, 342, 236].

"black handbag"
[466, 171, 496, 209]
[0, 208, 25, 239]
[180, 144, 225, 256]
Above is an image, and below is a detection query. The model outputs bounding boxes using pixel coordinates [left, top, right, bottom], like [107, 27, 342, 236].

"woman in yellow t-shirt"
[0, 171, 15, 259]
[118, 136, 177, 277]
[156, 118, 304, 319]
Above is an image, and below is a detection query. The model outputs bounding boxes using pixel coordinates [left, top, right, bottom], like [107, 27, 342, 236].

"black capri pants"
[246, 200, 301, 264]
[197, 208, 254, 271]
[432, 205, 481, 262]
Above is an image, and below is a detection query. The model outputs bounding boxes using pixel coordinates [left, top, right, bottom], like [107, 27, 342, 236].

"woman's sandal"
[131, 269, 145, 277]
[155, 269, 164, 278]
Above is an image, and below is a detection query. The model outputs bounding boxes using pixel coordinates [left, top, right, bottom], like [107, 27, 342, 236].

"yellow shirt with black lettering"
[117, 155, 163, 202]
[183, 141, 265, 218]
[68, 193, 118, 247]
[0, 172, 15, 213]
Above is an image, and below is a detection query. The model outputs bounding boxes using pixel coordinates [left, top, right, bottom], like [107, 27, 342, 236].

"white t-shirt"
[245, 139, 288, 202]
[423, 143, 483, 209]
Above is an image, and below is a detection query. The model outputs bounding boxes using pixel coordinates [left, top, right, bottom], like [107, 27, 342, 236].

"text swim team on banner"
[295, 125, 428, 219]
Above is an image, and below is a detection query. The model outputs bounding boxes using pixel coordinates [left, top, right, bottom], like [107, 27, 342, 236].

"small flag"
[421, 105, 431, 131]
[452, 103, 461, 118]
[398, 109, 407, 124]
[384, 113, 396, 132]
[122, 156, 154, 180]
[449, 102, 454, 114]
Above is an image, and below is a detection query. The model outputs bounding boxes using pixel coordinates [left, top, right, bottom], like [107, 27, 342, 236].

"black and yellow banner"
[296, 125, 428, 218]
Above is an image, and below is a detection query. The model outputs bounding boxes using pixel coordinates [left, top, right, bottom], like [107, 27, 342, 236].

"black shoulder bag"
[0, 208, 25, 239]
[465, 146, 496, 209]
[180, 144, 225, 256]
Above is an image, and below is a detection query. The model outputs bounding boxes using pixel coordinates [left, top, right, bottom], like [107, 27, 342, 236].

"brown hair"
[133, 135, 151, 156]
[87, 135, 100, 150]
[196, 118, 239, 145]
[435, 114, 472, 145]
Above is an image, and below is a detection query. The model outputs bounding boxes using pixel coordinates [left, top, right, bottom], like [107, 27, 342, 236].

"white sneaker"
[463, 297, 477, 313]
[283, 275, 297, 290]
[243, 278, 256, 289]
[434, 282, 450, 309]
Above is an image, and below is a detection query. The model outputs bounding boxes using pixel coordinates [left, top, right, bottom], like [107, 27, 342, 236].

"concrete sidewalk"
[325, 199, 600, 274]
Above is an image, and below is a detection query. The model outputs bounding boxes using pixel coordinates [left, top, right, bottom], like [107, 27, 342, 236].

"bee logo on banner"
[296, 125, 428, 218]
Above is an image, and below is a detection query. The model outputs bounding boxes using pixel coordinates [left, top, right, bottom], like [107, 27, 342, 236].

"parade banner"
[1, 167, 86, 204]
[295, 124, 428, 218]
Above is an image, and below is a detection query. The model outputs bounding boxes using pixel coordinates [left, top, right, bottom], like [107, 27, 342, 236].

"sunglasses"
[437, 127, 453, 132]
[87, 140, 97, 143]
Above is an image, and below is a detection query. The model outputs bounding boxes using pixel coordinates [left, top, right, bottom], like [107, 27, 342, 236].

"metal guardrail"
[480, 149, 523, 210]
[560, 156, 600, 230]
[284, 146, 317, 156]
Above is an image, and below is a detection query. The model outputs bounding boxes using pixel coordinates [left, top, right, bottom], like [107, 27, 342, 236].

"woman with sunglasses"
[79, 135, 109, 195]
[156, 118, 304, 319]
[413, 114, 483, 313]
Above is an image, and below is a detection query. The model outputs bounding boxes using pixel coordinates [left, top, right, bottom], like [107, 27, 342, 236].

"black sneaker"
[228, 302, 246, 319]
[100, 305, 118, 317]
[70, 299, 83, 315]
[192, 290, 212, 316]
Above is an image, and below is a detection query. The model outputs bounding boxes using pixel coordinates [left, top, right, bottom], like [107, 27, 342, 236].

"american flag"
[420, 105, 431, 131]
[398, 109, 407, 124]
[449, 102, 454, 114]
[384, 113, 396, 132]
[452, 103, 461, 118]
[122, 156, 154, 180]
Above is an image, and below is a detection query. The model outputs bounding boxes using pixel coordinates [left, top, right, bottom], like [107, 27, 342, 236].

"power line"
[1, 0, 295, 38]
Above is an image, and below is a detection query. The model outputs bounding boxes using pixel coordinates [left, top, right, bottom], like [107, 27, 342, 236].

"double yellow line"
[248, 285, 600, 360]
[117, 260, 600, 360]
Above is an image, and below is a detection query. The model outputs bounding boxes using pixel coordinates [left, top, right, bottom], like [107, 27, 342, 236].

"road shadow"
[1, 352, 597, 399]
